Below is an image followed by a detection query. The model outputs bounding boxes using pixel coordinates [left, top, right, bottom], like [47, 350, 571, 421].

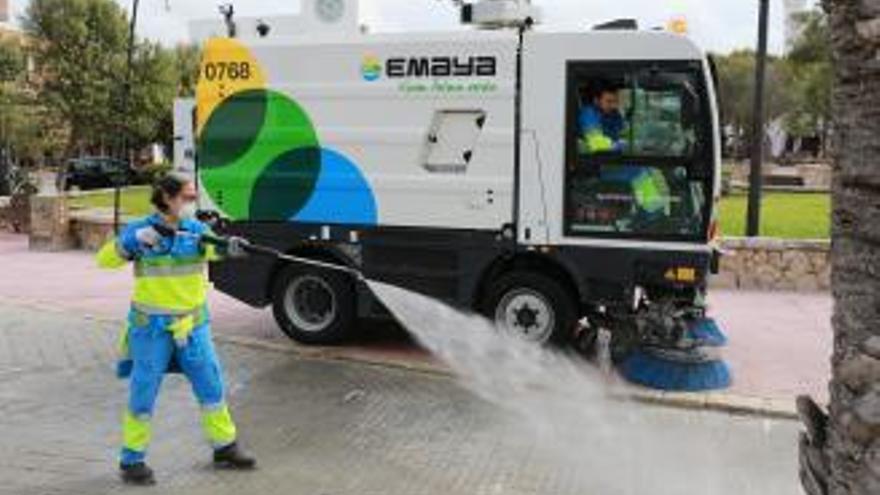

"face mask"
[178, 202, 198, 220]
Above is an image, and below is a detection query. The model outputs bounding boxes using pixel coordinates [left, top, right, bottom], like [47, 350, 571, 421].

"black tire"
[271, 264, 356, 345]
[481, 271, 579, 346]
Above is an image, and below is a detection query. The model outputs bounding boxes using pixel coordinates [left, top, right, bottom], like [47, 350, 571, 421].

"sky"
[6, 0, 817, 54]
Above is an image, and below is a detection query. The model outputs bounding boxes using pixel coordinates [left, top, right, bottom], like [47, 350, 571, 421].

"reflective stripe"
[132, 302, 200, 316]
[130, 303, 209, 323]
[123, 410, 151, 452]
[139, 255, 204, 267]
[202, 404, 237, 447]
[129, 305, 208, 328]
[134, 262, 206, 278]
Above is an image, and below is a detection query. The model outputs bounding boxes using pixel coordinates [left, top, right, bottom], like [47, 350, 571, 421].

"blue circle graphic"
[292, 149, 378, 225]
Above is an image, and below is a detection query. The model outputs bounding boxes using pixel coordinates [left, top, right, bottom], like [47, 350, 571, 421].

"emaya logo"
[362, 54, 498, 81]
[361, 54, 382, 81]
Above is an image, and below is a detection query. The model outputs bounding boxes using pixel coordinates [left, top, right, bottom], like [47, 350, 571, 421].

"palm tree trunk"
[799, 2, 880, 494]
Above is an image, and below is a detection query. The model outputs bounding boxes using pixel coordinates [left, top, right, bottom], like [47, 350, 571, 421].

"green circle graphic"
[198, 89, 321, 220]
[250, 146, 322, 220]
[198, 89, 268, 170]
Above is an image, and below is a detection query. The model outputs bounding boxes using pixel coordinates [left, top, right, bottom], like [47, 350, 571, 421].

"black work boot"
[120, 462, 156, 485]
[213, 442, 257, 470]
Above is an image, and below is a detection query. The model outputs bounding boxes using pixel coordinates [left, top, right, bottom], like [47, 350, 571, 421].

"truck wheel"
[482, 271, 578, 346]
[271, 265, 356, 345]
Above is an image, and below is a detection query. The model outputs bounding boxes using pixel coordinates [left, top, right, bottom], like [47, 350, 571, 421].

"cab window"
[564, 61, 714, 242]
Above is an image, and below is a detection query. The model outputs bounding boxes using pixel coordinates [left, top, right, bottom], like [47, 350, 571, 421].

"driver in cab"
[574, 83, 672, 229]
[578, 84, 627, 155]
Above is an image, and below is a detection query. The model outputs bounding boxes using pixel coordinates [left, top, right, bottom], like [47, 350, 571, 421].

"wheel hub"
[285, 275, 337, 333]
[300, 280, 332, 318]
[495, 290, 555, 343]
[514, 303, 540, 329]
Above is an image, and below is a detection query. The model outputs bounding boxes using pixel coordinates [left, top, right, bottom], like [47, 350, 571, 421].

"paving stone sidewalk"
[0, 304, 802, 495]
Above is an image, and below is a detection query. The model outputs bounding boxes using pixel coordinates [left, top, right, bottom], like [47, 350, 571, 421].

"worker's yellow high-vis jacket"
[97, 214, 220, 315]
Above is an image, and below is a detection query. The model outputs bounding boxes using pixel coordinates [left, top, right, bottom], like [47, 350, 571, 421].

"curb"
[624, 389, 797, 420]
[1, 299, 799, 421]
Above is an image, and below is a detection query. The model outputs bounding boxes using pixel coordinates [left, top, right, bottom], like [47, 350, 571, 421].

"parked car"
[58, 157, 143, 191]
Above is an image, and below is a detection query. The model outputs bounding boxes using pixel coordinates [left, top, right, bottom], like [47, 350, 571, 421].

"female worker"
[96, 174, 255, 485]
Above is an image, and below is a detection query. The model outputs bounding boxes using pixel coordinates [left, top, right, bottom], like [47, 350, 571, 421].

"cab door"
[562, 61, 715, 244]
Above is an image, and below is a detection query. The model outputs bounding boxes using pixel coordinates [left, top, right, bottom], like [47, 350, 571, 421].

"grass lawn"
[66, 186, 831, 240]
[67, 186, 153, 217]
[719, 192, 830, 239]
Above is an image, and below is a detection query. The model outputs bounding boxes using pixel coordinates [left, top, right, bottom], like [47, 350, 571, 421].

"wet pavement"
[0, 302, 802, 495]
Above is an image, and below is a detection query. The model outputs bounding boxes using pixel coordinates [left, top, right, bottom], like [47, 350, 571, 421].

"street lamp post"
[747, 0, 770, 237]
[114, 0, 140, 235]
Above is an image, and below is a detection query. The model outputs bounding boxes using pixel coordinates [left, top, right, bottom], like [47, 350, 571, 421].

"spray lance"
[149, 222, 365, 281]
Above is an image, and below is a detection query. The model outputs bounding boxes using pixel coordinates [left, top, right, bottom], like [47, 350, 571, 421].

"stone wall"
[70, 211, 129, 251]
[26, 193, 132, 251]
[797, 163, 832, 190]
[0, 196, 10, 230]
[727, 162, 832, 191]
[713, 237, 831, 292]
[28, 195, 76, 251]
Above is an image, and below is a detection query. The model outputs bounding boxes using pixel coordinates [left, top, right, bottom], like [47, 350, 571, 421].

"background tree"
[126, 40, 177, 152]
[0, 37, 65, 174]
[713, 50, 789, 159]
[23, 0, 129, 156]
[173, 43, 201, 98]
[0, 38, 22, 194]
[798, 1, 880, 494]
[147, 42, 202, 157]
[0, 38, 25, 81]
[783, 10, 832, 154]
[22, 0, 190, 163]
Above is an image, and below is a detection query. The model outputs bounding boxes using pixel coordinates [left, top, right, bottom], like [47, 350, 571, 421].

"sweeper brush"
[619, 317, 732, 392]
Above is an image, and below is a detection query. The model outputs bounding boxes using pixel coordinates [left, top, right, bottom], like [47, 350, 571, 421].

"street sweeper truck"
[186, 0, 731, 391]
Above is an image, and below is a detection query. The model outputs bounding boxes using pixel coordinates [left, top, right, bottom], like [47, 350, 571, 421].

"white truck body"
[189, 1, 724, 350]
[193, 29, 719, 250]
